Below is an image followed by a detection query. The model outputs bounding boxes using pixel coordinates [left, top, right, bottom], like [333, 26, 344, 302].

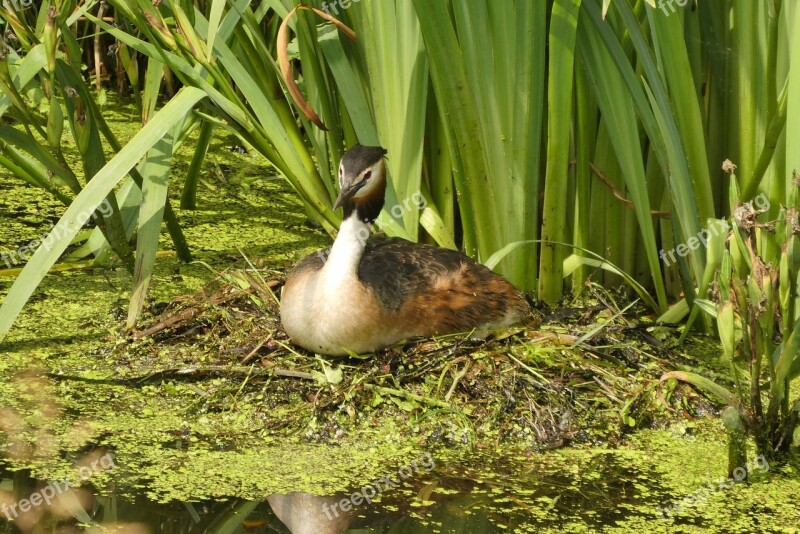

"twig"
[362, 383, 452, 410]
[94, 1, 107, 92]
[241, 336, 269, 364]
[130, 282, 278, 339]
[445, 361, 471, 402]
[569, 159, 671, 219]
[47, 365, 316, 384]
[593, 376, 622, 403]
[273, 369, 314, 380]
[505, 353, 548, 384]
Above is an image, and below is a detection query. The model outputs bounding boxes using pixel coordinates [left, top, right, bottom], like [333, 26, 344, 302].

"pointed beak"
[333, 182, 363, 210]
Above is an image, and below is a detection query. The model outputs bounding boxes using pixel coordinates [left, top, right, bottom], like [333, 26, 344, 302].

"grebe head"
[333, 145, 388, 222]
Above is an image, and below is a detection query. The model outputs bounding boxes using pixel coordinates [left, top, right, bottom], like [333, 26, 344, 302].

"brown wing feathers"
[357, 238, 528, 333]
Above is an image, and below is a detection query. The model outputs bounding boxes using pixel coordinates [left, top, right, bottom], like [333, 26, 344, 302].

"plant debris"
[86, 262, 719, 451]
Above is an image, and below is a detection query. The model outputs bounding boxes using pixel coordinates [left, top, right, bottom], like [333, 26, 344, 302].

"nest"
[116, 266, 687, 448]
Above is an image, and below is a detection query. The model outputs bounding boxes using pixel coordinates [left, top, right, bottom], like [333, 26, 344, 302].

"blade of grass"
[0, 87, 206, 342]
[126, 129, 175, 329]
[538, 0, 581, 305]
[577, 17, 667, 311]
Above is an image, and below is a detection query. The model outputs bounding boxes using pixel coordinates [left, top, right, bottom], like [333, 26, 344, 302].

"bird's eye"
[363, 170, 372, 181]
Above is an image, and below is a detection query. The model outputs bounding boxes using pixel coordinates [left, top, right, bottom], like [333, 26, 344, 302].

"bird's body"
[280, 145, 528, 356]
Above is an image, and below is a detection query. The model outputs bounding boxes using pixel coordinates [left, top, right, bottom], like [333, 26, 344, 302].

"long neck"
[324, 171, 385, 280]
[324, 211, 370, 279]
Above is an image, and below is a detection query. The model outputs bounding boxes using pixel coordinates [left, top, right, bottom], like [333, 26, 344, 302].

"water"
[2, 436, 797, 533]
[2, 98, 800, 533]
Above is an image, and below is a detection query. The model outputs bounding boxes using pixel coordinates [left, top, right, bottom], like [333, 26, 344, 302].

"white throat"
[323, 212, 370, 284]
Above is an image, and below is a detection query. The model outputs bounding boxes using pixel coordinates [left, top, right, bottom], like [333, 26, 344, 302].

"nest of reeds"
[113, 260, 704, 448]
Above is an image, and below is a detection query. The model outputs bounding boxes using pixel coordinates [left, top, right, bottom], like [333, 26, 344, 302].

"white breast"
[280, 215, 388, 355]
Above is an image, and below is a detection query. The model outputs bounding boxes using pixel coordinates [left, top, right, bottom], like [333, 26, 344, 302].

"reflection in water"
[0, 465, 149, 533]
[267, 492, 353, 534]
[264, 489, 507, 533]
[0, 442, 678, 533]
[4, 450, 778, 533]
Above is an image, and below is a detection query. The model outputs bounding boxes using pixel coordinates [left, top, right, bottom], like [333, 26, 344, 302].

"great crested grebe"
[280, 145, 529, 356]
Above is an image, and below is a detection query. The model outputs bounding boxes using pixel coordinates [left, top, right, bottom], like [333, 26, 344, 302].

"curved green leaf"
[0, 87, 206, 342]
